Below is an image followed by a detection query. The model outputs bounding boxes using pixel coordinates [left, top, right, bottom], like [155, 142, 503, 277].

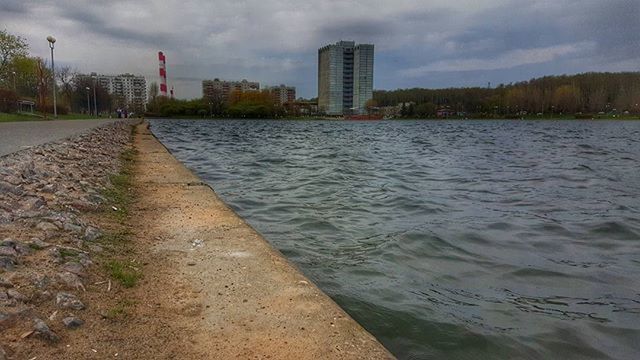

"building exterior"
[94, 73, 147, 112]
[266, 84, 296, 105]
[202, 79, 260, 102]
[318, 41, 374, 115]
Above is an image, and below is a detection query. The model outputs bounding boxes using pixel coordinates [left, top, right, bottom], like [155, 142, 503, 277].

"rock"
[87, 194, 106, 204]
[57, 272, 85, 290]
[62, 262, 87, 278]
[36, 221, 59, 232]
[55, 292, 85, 310]
[0, 291, 15, 307]
[0, 181, 23, 196]
[28, 238, 51, 250]
[0, 257, 16, 271]
[62, 316, 84, 329]
[32, 274, 50, 289]
[33, 318, 60, 342]
[0, 238, 15, 247]
[41, 183, 58, 193]
[83, 226, 101, 241]
[13, 242, 32, 256]
[6, 289, 27, 302]
[0, 346, 7, 360]
[0, 278, 13, 288]
[0, 247, 17, 258]
[63, 222, 83, 234]
[21, 196, 46, 211]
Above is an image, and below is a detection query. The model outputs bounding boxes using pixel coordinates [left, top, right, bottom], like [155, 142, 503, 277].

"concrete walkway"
[132, 122, 395, 359]
[0, 119, 120, 157]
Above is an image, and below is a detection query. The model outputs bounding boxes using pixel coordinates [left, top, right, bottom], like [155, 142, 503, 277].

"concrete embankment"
[133, 121, 394, 359]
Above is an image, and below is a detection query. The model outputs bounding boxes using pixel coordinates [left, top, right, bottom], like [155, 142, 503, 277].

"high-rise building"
[202, 79, 260, 102]
[94, 73, 147, 112]
[318, 41, 374, 115]
[266, 84, 296, 105]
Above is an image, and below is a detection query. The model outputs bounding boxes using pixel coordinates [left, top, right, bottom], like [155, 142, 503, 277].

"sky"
[2, 0, 639, 99]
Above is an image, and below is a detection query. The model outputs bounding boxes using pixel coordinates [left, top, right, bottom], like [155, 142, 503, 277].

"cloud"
[1, 0, 638, 98]
[399, 42, 596, 76]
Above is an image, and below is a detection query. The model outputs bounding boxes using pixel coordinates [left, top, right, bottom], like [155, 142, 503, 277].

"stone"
[0, 238, 15, 247]
[36, 221, 59, 232]
[41, 183, 58, 193]
[57, 272, 85, 290]
[62, 316, 84, 329]
[0, 181, 23, 196]
[62, 262, 87, 278]
[6, 289, 27, 302]
[32, 274, 50, 290]
[55, 292, 85, 310]
[83, 226, 101, 241]
[0, 247, 17, 258]
[0, 291, 15, 307]
[28, 238, 51, 250]
[33, 318, 60, 342]
[0, 257, 16, 271]
[21, 196, 46, 211]
[63, 222, 83, 234]
[13, 242, 32, 256]
[0, 278, 13, 288]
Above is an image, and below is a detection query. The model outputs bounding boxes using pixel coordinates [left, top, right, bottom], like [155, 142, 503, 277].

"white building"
[318, 41, 374, 115]
[95, 73, 147, 111]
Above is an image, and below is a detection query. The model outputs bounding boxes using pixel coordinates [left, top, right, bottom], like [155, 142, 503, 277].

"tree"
[148, 81, 159, 103]
[365, 99, 378, 114]
[0, 30, 29, 81]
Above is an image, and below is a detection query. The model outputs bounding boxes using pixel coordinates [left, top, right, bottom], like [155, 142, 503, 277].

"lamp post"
[85, 86, 91, 115]
[46, 35, 57, 118]
[11, 71, 16, 93]
[91, 73, 98, 117]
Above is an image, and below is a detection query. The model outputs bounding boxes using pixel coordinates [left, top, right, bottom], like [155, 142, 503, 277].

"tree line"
[0, 29, 117, 116]
[145, 86, 287, 118]
[374, 72, 640, 118]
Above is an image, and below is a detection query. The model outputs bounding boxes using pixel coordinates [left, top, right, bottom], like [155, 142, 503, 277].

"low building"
[266, 84, 296, 105]
[202, 79, 260, 102]
[94, 73, 147, 112]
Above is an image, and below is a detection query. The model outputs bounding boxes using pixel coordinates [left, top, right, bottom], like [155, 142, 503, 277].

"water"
[150, 119, 640, 359]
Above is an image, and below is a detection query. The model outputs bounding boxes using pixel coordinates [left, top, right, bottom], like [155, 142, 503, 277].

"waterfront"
[151, 119, 640, 359]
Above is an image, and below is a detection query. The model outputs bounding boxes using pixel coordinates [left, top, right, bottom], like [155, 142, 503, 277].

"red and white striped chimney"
[158, 51, 168, 97]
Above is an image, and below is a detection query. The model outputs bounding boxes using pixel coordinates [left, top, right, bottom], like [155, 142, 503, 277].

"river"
[151, 119, 640, 359]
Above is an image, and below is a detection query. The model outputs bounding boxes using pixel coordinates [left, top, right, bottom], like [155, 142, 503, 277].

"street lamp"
[85, 86, 91, 115]
[91, 73, 97, 117]
[11, 71, 16, 93]
[46, 35, 57, 118]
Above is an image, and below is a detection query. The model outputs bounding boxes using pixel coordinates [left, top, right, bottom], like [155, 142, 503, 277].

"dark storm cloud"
[2, 0, 638, 98]
[319, 19, 395, 42]
[0, 0, 28, 14]
[60, 8, 171, 46]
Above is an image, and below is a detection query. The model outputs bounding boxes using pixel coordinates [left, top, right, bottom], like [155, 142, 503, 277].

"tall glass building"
[318, 41, 374, 115]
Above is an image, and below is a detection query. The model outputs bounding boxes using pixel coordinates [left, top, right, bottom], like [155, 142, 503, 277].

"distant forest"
[373, 72, 640, 118]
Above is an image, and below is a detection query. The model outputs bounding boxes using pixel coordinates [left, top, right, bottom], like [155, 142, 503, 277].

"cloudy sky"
[2, 0, 638, 99]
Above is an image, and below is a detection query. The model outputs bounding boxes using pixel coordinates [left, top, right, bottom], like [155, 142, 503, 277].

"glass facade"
[318, 41, 374, 115]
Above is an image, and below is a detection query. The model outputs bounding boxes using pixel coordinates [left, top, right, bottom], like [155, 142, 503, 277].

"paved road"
[0, 119, 120, 157]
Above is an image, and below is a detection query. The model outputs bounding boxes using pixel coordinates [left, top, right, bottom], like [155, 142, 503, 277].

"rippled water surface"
[151, 119, 640, 359]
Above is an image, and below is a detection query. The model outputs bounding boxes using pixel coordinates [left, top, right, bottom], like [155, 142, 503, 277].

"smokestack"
[158, 51, 168, 97]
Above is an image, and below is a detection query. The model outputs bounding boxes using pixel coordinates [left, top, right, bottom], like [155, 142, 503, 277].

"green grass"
[97, 230, 132, 247]
[101, 148, 137, 222]
[104, 299, 136, 319]
[105, 260, 140, 288]
[59, 248, 80, 259]
[0, 112, 103, 122]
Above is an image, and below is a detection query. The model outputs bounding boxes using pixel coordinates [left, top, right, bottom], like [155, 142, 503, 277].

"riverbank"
[0, 120, 393, 359]
[125, 122, 393, 358]
[0, 121, 137, 358]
